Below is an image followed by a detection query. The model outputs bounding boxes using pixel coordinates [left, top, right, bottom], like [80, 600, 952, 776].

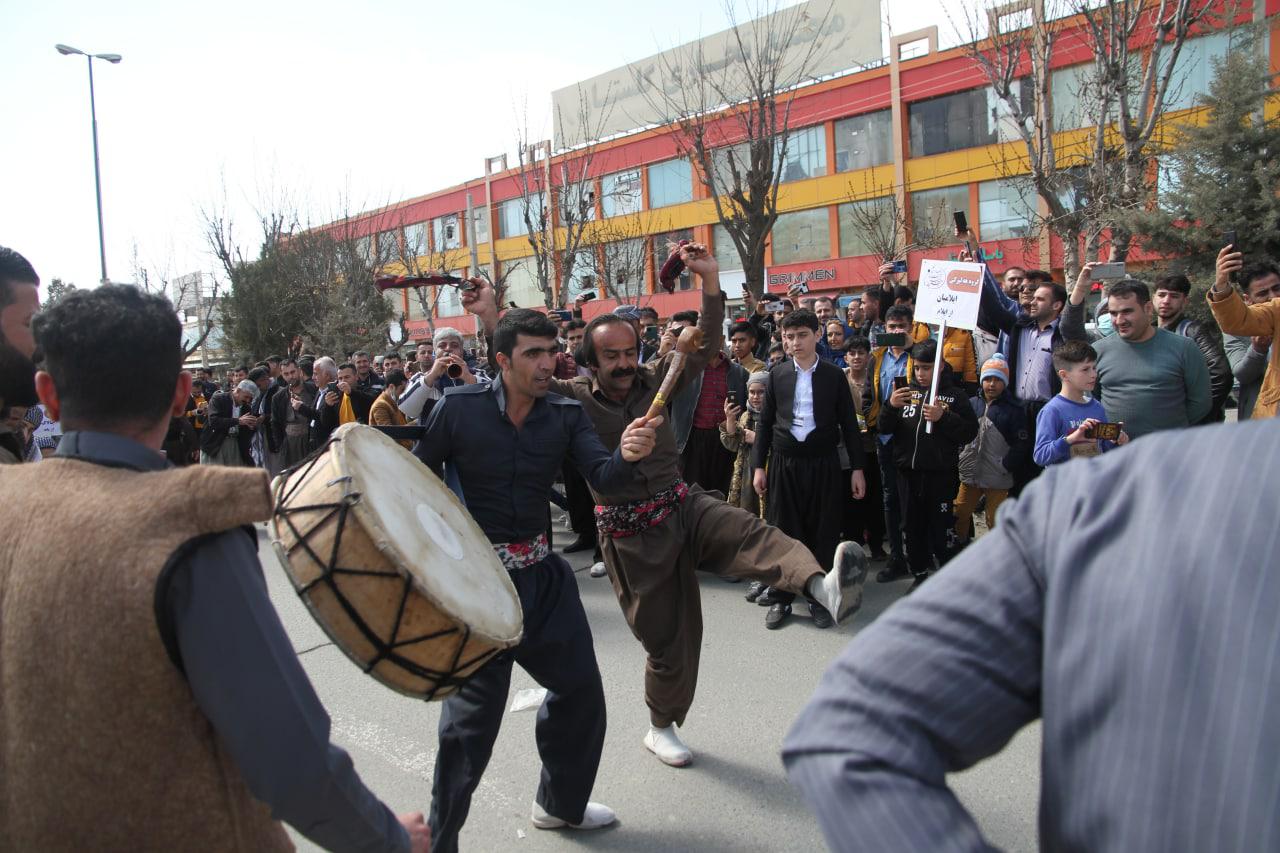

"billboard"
[552, 0, 882, 148]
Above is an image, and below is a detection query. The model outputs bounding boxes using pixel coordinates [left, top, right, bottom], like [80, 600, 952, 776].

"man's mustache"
[610, 367, 636, 379]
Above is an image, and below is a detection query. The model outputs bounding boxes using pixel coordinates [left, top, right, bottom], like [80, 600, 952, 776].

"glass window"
[648, 159, 693, 207]
[771, 208, 831, 265]
[778, 125, 827, 183]
[1162, 31, 1232, 111]
[978, 179, 1036, 240]
[497, 194, 545, 239]
[834, 110, 893, 172]
[403, 222, 428, 256]
[910, 185, 970, 246]
[713, 223, 742, 272]
[562, 182, 597, 222]
[601, 169, 642, 218]
[432, 214, 460, 251]
[377, 231, 397, 265]
[471, 206, 489, 244]
[600, 238, 648, 300]
[709, 142, 751, 196]
[653, 229, 695, 291]
[908, 85, 1030, 157]
[564, 249, 597, 301]
[436, 270, 466, 316]
[501, 258, 543, 308]
[838, 197, 895, 257]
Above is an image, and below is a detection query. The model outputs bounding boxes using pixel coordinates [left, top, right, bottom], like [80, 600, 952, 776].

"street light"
[56, 43, 122, 285]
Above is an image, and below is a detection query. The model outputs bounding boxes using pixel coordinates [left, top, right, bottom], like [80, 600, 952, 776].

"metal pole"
[87, 56, 109, 285]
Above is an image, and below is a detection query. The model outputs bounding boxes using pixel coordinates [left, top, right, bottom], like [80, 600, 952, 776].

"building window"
[648, 159, 693, 208]
[978, 179, 1036, 240]
[835, 110, 893, 172]
[1162, 31, 1232, 112]
[910, 185, 970, 245]
[403, 222, 428, 255]
[771, 208, 831, 265]
[564, 249, 597, 301]
[471, 206, 489, 244]
[778, 125, 827, 183]
[562, 183, 597, 222]
[709, 142, 751, 195]
[653, 229, 695, 291]
[909, 85, 1030, 157]
[355, 236, 372, 264]
[713, 223, 742, 272]
[435, 270, 466, 316]
[497, 194, 546, 240]
[601, 169, 643, 218]
[838, 197, 894, 258]
[501, 257, 543, 308]
[432, 214, 460, 251]
[600, 238, 648, 300]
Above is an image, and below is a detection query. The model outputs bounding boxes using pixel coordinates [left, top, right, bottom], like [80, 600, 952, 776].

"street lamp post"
[56, 44, 122, 286]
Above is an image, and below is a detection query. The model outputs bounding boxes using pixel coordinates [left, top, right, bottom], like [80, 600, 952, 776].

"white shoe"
[590, 561, 607, 578]
[821, 540, 869, 624]
[531, 800, 617, 830]
[643, 724, 693, 767]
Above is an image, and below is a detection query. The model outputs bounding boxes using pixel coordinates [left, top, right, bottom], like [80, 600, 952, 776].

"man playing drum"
[0, 285, 428, 851]
[463, 245, 868, 769]
[413, 308, 660, 851]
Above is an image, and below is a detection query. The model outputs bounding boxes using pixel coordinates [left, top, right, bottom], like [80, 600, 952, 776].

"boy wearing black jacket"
[878, 339, 979, 592]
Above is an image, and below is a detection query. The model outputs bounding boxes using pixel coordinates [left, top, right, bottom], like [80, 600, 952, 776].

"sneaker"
[809, 602, 834, 629]
[744, 581, 765, 602]
[906, 572, 929, 594]
[876, 556, 910, 584]
[589, 561, 607, 578]
[643, 725, 693, 767]
[531, 801, 617, 831]
[818, 541, 870, 624]
[765, 602, 791, 629]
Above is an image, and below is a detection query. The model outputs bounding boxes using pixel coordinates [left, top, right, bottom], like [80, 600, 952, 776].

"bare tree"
[131, 241, 222, 360]
[841, 175, 950, 261]
[957, 0, 1216, 278]
[635, 0, 836, 299]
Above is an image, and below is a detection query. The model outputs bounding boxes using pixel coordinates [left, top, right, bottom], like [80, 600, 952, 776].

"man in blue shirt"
[414, 308, 658, 851]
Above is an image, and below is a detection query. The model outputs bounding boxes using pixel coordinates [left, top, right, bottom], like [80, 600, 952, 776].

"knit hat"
[980, 354, 1010, 384]
[433, 327, 463, 347]
[748, 371, 770, 387]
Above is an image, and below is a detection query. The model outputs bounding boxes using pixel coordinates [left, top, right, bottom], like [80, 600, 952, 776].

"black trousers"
[897, 467, 959, 577]
[561, 460, 596, 541]
[842, 445, 884, 551]
[878, 442, 906, 559]
[765, 451, 842, 605]
[1011, 400, 1048, 496]
[429, 554, 606, 852]
[680, 426, 735, 496]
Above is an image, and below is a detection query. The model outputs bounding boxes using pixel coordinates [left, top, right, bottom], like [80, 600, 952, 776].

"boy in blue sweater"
[1034, 340, 1130, 466]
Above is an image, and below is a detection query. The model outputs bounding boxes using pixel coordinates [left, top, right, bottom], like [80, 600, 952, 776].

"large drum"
[269, 423, 522, 700]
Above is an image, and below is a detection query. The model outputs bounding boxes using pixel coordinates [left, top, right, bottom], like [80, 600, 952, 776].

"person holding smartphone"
[865, 306, 916, 582]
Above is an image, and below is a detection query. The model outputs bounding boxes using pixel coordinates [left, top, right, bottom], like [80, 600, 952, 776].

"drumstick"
[645, 326, 705, 421]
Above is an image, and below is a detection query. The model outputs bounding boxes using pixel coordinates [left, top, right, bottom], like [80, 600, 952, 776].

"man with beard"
[352, 350, 385, 396]
[462, 244, 867, 770]
[270, 358, 316, 470]
[0, 246, 41, 464]
[1153, 274, 1231, 422]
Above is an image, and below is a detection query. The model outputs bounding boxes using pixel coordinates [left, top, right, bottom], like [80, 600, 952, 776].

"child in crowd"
[878, 339, 979, 592]
[954, 355, 1028, 543]
[1034, 340, 1130, 466]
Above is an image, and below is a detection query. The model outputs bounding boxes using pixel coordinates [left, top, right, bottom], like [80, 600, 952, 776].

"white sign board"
[551, 0, 882, 147]
[914, 260, 985, 332]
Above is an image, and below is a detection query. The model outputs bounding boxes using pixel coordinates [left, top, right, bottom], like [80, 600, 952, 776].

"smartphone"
[1091, 262, 1126, 280]
[1222, 230, 1238, 252]
[891, 260, 908, 274]
[765, 301, 787, 313]
[579, 291, 597, 301]
[643, 325, 660, 344]
[953, 211, 969, 234]
[550, 309, 572, 322]
[892, 374, 909, 391]
[877, 332, 908, 348]
[1086, 421, 1123, 440]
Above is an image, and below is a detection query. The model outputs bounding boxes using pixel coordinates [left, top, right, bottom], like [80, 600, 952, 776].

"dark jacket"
[671, 354, 748, 453]
[162, 415, 200, 466]
[200, 391, 253, 463]
[1169, 315, 1231, 423]
[254, 378, 286, 453]
[878, 365, 979, 472]
[959, 390, 1029, 487]
[977, 264, 1087, 401]
[271, 382, 318, 450]
[752, 357, 865, 471]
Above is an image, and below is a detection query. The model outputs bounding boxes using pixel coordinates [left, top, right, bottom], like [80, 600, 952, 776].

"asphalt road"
[265, 520, 1041, 852]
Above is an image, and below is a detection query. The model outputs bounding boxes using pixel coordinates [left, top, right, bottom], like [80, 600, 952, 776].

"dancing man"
[462, 244, 867, 769]
[413, 307, 659, 851]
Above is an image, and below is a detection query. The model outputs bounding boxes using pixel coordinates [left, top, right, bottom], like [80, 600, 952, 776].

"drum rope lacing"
[272, 434, 501, 701]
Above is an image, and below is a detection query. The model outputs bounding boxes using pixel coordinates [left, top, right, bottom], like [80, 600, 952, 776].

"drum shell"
[270, 442, 512, 700]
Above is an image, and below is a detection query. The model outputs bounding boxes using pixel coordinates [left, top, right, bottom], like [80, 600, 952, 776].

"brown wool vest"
[0, 457, 294, 852]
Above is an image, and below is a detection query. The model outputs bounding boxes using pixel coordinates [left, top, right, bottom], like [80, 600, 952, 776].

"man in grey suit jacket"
[783, 417, 1280, 851]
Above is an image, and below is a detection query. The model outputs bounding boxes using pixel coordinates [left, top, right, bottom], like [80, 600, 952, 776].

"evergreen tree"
[1132, 37, 1280, 321]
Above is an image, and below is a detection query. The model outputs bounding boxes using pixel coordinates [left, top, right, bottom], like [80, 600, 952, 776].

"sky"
[0, 0, 965, 297]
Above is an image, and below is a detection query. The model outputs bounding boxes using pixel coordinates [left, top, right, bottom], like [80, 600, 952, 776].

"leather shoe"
[809, 602, 834, 628]
[532, 801, 617, 830]
[765, 602, 791, 629]
[643, 725, 693, 767]
[876, 556, 910, 583]
[562, 535, 596, 554]
[756, 588, 781, 607]
[744, 581, 765, 602]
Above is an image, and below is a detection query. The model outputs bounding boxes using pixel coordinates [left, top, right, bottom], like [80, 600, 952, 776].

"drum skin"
[269, 424, 522, 701]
